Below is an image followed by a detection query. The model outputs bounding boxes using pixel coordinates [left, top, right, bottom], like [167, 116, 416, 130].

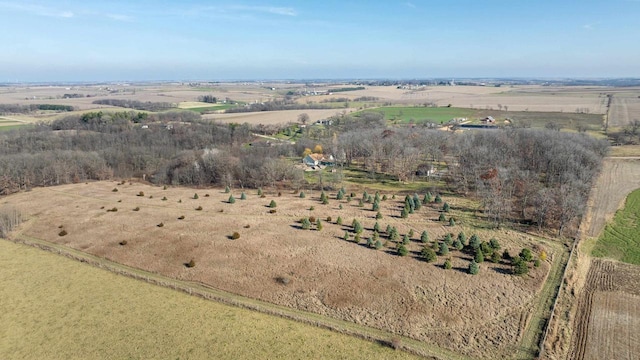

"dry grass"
[202, 109, 353, 125]
[0, 239, 418, 360]
[2, 181, 559, 359]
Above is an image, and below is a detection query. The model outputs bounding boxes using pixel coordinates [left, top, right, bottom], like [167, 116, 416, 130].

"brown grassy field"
[203, 109, 354, 125]
[2, 181, 559, 359]
[608, 93, 640, 128]
[0, 239, 419, 360]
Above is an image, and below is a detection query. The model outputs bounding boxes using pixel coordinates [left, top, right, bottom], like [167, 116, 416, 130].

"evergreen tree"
[444, 258, 452, 269]
[372, 200, 380, 211]
[439, 242, 449, 256]
[489, 238, 501, 250]
[386, 224, 392, 234]
[490, 251, 501, 263]
[434, 194, 442, 203]
[354, 221, 364, 234]
[375, 211, 383, 219]
[457, 232, 467, 246]
[469, 234, 480, 249]
[373, 221, 380, 232]
[443, 202, 450, 212]
[343, 231, 350, 241]
[401, 207, 409, 218]
[438, 213, 446, 221]
[228, 195, 235, 203]
[375, 239, 383, 250]
[336, 216, 343, 225]
[474, 248, 485, 263]
[301, 218, 311, 230]
[336, 190, 344, 200]
[402, 234, 410, 245]
[408, 229, 414, 238]
[513, 257, 529, 275]
[397, 244, 408, 257]
[299, 191, 306, 198]
[420, 231, 429, 244]
[413, 194, 422, 210]
[469, 260, 479, 275]
[269, 200, 277, 208]
[443, 233, 453, 246]
[519, 248, 533, 262]
[316, 219, 323, 231]
[423, 192, 432, 204]
[449, 217, 456, 226]
[453, 239, 464, 251]
[224, 186, 230, 193]
[366, 236, 374, 247]
[421, 246, 437, 262]
[240, 192, 247, 200]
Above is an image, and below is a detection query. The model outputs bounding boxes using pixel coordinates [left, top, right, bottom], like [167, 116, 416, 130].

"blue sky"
[1, 0, 639, 81]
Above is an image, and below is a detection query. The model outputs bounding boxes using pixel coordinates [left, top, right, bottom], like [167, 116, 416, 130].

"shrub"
[443, 202, 450, 212]
[119, 240, 127, 246]
[402, 234, 410, 245]
[269, 200, 277, 208]
[100, 206, 105, 209]
[231, 231, 240, 239]
[322, 197, 329, 205]
[268, 209, 277, 214]
[326, 216, 332, 222]
[195, 206, 203, 211]
[420, 231, 429, 243]
[316, 219, 323, 231]
[186, 259, 195, 268]
[346, 196, 352, 203]
[162, 196, 167, 201]
[178, 215, 185, 220]
[489, 238, 501, 250]
[193, 193, 199, 199]
[434, 194, 442, 203]
[421, 247, 437, 262]
[453, 239, 464, 251]
[408, 229, 414, 238]
[275, 276, 290, 285]
[178, 199, 182, 203]
[439, 242, 449, 256]
[474, 248, 485, 263]
[336, 216, 343, 225]
[382, 194, 388, 201]
[339, 204, 343, 210]
[343, 231, 350, 241]
[520, 248, 533, 262]
[438, 213, 446, 221]
[299, 191, 306, 198]
[353, 221, 363, 234]
[137, 191, 144, 197]
[513, 257, 529, 275]
[400, 207, 409, 218]
[309, 206, 315, 211]
[224, 186, 230, 193]
[540, 250, 548, 262]
[354, 233, 361, 243]
[469, 234, 480, 249]
[490, 251, 501, 263]
[157, 222, 164, 227]
[260, 194, 266, 198]
[336, 190, 344, 200]
[149, 195, 153, 199]
[257, 188, 263, 196]
[443, 233, 453, 245]
[240, 192, 247, 200]
[219, 209, 224, 213]
[107, 207, 118, 212]
[309, 216, 316, 223]
[375, 239, 383, 250]
[58, 229, 68, 236]
[163, 185, 168, 190]
[228, 195, 236, 204]
[468, 260, 479, 275]
[112, 188, 118, 192]
[444, 258, 452, 269]
[534, 259, 541, 267]
[397, 244, 408, 257]
[358, 199, 364, 207]
[301, 218, 311, 230]
[133, 207, 140, 211]
[373, 222, 381, 232]
[449, 218, 456, 226]
[376, 211, 382, 219]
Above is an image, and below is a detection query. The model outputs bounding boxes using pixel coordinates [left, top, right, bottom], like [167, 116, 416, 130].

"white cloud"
[0, 1, 74, 18]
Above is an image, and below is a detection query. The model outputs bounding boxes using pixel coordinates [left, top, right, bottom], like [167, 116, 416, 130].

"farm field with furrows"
[2, 181, 561, 359]
[0, 240, 419, 360]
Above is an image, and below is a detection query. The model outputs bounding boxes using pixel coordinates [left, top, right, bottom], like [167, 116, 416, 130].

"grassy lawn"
[0, 239, 418, 360]
[358, 106, 475, 124]
[592, 188, 640, 265]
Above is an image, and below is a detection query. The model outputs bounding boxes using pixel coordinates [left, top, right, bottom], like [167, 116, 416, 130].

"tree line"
[92, 99, 175, 111]
[0, 104, 74, 114]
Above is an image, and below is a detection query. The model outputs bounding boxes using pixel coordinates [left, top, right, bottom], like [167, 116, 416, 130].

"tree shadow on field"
[289, 224, 304, 230]
[492, 266, 513, 275]
[452, 266, 470, 274]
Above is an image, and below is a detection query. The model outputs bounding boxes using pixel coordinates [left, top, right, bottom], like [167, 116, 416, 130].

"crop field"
[2, 181, 561, 359]
[203, 109, 354, 125]
[569, 259, 640, 360]
[608, 94, 640, 128]
[0, 240, 418, 360]
[592, 188, 640, 264]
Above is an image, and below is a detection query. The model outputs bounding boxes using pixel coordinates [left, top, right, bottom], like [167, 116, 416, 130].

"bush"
[376, 211, 383, 219]
[421, 247, 437, 262]
[474, 248, 485, 263]
[301, 218, 311, 230]
[469, 234, 480, 249]
[228, 195, 236, 204]
[468, 260, 479, 275]
[354, 233, 361, 243]
[193, 193, 199, 199]
[240, 192, 247, 200]
[397, 244, 408, 256]
[149, 195, 153, 199]
[157, 222, 164, 227]
[195, 206, 203, 211]
[444, 259, 452, 269]
[336, 216, 343, 225]
[382, 194, 388, 201]
[402, 234, 410, 245]
[231, 231, 240, 239]
[490, 251, 501, 263]
[326, 216, 332, 222]
[257, 188, 263, 196]
[443, 233, 453, 245]
[358, 199, 364, 207]
[513, 257, 529, 275]
[343, 231, 350, 241]
[58, 229, 68, 236]
[520, 248, 533, 262]
[434, 194, 442, 203]
[375, 239, 383, 250]
[112, 188, 118, 192]
[420, 231, 429, 243]
[162, 196, 167, 201]
[309, 206, 315, 211]
[540, 250, 548, 262]
[269, 200, 277, 208]
[275, 276, 290, 285]
[438, 213, 446, 221]
[443, 202, 450, 212]
[178, 215, 185, 220]
[299, 191, 305, 198]
[534, 259, 541, 267]
[278, 192, 282, 197]
[163, 185, 168, 190]
[186, 259, 195, 268]
[339, 204, 343, 210]
[449, 218, 456, 226]
[133, 207, 140, 211]
[316, 219, 323, 231]
[204, 194, 209, 197]
[268, 209, 277, 214]
[260, 194, 266, 198]
[489, 238, 501, 250]
[137, 191, 144, 197]
[119, 240, 127, 246]
[309, 216, 316, 223]
[178, 199, 182, 203]
[408, 229, 414, 238]
[224, 186, 230, 193]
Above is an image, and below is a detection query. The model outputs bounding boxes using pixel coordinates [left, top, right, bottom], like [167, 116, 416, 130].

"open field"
[203, 109, 354, 125]
[607, 94, 640, 128]
[2, 181, 561, 359]
[592, 188, 640, 264]
[569, 259, 640, 360]
[0, 240, 419, 360]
